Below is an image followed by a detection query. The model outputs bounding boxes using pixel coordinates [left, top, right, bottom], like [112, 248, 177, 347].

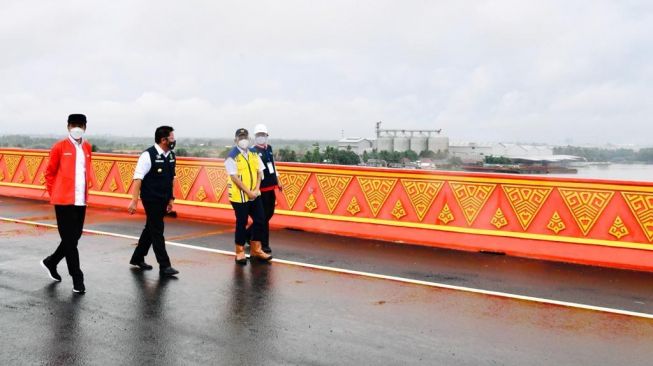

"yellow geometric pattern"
[116, 162, 136, 193]
[195, 186, 207, 202]
[357, 177, 398, 217]
[316, 174, 353, 213]
[91, 160, 114, 190]
[278, 172, 311, 210]
[438, 203, 454, 224]
[449, 182, 496, 225]
[3, 155, 22, 181]
[347, 196, 361, 216]
[547, 211, 566, 234]
[24, 156, 43, 183]
[40, 158, 49, 186]
[502, 185, 553, 230]
[176, 166, 201, 200]
[608, 216, 629, 240]
[622, 192, 653, 242]
[400, 179, 444, 221]
[305, 193, 318, 212]
[206, 167, 229, 202]
[391, 200, 407, 220]
[491, 208, 508, 229]
[16, 172, 25, 183]
[559, 188, 614, 236]
[109, 177, 118, 192]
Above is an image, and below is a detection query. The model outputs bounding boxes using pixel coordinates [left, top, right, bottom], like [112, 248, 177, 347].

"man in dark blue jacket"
[246, 124, 283, 254]
[127, 125, 180, 277]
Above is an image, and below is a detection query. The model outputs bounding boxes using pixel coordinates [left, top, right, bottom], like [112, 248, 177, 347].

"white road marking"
[2, 215, 653, 320]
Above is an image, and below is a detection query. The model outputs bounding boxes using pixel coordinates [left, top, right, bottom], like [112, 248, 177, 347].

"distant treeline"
[553, 146, 653, 163]
[4, 135, 652, 165]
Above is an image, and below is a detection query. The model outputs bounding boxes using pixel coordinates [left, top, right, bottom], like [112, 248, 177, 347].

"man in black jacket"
[127, 125, 179, 277]
[246, 124, 283, 254]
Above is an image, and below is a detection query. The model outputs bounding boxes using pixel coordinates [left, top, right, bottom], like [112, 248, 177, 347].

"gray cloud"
[1, 0, 651, 144]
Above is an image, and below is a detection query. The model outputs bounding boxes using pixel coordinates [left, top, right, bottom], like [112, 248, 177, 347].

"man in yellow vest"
[225, 128, 273, 264]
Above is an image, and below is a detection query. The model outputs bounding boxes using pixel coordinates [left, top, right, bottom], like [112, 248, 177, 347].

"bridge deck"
[1, 197, 652, 365]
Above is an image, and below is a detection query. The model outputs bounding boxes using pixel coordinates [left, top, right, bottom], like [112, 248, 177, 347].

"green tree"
[484, 155, 512, 164]
[218, 147, 232, 159]
[449, 156, 463, 165]
[277, 148, 298, 162]
[302, 143, 322, 163]
[419, 150, 436, 158]
[638, 148, 653, 163]
[403, 150, 418, 162]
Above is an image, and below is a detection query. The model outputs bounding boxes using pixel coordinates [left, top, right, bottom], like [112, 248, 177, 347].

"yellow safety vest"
[228, 148, 260, 203]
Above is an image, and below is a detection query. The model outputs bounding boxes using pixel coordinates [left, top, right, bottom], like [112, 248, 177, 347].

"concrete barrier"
[1, 148, 653, 271]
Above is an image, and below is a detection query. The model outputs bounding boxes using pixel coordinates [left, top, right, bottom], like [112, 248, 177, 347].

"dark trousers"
[131, 200, 171, 268]
[246, 190, 275, 251]
[50, 205, 86, 281]
[232, 197, 264, 246]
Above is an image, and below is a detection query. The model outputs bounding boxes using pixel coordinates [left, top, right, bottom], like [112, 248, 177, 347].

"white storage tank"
[376, 137, 394, 152]
[393, 136, 410, 152]
[410, 135, 428, 154]
[428, 135, 450, 153]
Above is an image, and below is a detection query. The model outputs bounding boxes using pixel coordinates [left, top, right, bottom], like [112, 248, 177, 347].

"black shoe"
[40, 258, 62, 282]
[72, 281, 85, 294]
[130, 260, 153, 270]
[235, 257, 248, 265]
[159, 266, 179, 277]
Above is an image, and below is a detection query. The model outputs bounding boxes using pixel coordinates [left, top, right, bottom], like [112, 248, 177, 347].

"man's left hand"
[167, 200, 174, 213]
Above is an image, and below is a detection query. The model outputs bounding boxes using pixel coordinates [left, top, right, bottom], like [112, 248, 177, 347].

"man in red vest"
[40, 114, 93, 294]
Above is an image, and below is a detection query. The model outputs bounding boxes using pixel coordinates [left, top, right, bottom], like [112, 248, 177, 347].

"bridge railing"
[1, 148, 653, 271]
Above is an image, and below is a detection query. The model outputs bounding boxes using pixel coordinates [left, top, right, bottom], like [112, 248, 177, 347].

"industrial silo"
[410, 135, 428, 154]
[393, 136, 410, 152]
[428, 135, 450, 153]
[376, 136, 394, 152]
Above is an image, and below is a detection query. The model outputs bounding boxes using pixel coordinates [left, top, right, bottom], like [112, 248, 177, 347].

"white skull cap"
[253, 124, 268, 135]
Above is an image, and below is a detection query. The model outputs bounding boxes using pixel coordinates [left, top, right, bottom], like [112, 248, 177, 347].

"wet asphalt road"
[3, 196, 653, 314]
[1, 196, 653, 365]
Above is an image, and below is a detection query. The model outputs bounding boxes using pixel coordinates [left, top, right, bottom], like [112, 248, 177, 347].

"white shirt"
[133, 144, 172, 180]
[225, 147, 265, 176]
[68, 136, 87, 206]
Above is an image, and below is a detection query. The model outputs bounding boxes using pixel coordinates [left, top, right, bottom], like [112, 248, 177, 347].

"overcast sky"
[0, 0, 651, 145]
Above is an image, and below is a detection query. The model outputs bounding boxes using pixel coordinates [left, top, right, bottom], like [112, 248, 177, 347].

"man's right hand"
[128, 199, 138, 215]
[246, 190, 258, 200]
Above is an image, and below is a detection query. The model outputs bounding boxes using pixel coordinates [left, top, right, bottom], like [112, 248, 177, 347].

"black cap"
[67, 114, 87, 125]
[235, 128, 248, 137]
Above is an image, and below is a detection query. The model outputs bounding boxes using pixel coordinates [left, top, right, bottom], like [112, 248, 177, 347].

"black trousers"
[246, 190, 275, 251]
[51, 205, 86, 280]
[232, 197, 264, 246]
[131, 200, 171, 268]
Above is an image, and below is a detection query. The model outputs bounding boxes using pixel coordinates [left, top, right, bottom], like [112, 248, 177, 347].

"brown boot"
[250, 241, 273, 262]
[235, 244, 247, 265]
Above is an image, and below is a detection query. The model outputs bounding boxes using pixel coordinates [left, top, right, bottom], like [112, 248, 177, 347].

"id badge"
[266, 162, 275, 174]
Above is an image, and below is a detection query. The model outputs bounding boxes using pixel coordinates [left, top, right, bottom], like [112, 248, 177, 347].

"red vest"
[45, 138, 93, 205]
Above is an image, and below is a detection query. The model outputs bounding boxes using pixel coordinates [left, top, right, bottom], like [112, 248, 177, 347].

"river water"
[542, 164, 653, 183]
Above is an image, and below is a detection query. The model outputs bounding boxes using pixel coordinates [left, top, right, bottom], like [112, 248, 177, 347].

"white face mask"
[255, 136, 267, 145]
[237, 139, 250, 149]
[69, 127, 84, 140]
